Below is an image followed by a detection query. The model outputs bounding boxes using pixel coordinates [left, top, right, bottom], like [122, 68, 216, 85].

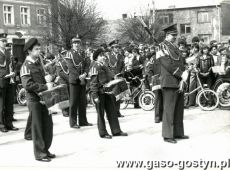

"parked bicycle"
[184, 71, 219, 111]
[120, 74, 155, 111]
[16, 83, 27, 106]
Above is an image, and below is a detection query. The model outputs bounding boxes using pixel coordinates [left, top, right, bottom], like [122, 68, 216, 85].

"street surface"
[0, 104, 229, 170]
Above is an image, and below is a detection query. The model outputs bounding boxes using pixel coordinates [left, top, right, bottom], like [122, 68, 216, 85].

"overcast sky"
[95, 0, 221, 20]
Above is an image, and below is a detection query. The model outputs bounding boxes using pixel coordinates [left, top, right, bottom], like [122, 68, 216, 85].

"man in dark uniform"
[150, 48, 163, 123]
[107, 41, 125, 117]
[55, 49, 69, 117]
[157, 31, 189, 143]
[65, 35, 92, 128]
[0, 33, 18, 132]
[90, 48, 128, 139]
[20, 38, 55, 162]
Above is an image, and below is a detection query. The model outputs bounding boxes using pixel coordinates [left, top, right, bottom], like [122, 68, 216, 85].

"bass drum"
[216, 82, 230, 107]
[138, 90, 155, 111]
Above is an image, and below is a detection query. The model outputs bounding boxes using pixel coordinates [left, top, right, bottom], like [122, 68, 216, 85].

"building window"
[37, 8, 46, 26]
[3, 4, 14, 25]
[197, 11, 211, 23]
[180, 24, 191, 34]
[20, 6, 30, 26]
[159, 13, 173, 24]
[199, 34, 211, 43]
[160, 15, 169, 24]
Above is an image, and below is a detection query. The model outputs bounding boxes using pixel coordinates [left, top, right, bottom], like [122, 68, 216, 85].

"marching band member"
[90, 48, 128, 139]
[65, 35, 92, 128]
[20, 38, 55, 162]
[156, 30, 189, 144]
[107, 41, 125, 117]
[55, 49, 70, 117]
[0, 33, 18, 133]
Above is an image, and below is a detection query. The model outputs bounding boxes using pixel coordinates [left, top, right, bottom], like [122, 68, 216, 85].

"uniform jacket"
[89, 61, 113, 100]
[107, 52, 125, 75]
[20, 58, 47, 102]
[0, 50, 10, 88]
[157, 40, 185, 88]
[55, 55, 69, 84]
[65, 49, 90, 84]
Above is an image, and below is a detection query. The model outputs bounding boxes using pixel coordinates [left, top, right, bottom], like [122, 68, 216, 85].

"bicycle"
[120, 76, 155, 111]
[16, 83, 27, 106]
[184, 71, 219, 111]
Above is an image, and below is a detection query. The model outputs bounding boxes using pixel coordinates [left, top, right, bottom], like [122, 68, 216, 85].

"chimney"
[122, 13, 127, 19]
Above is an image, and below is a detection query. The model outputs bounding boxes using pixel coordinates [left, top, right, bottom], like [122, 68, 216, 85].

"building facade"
[0, 0, 52, 49]
[156, 2, 230, 44]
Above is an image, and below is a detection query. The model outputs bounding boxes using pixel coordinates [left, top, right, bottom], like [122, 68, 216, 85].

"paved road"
[0, 104, 230, 170]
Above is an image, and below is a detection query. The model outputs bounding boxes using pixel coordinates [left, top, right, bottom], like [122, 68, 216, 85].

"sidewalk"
[0, 105, 229, 170]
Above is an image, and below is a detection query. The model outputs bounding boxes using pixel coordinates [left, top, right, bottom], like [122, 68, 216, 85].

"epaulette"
[65, 51, 72, 59]
[89, 65, 98, 77]
[20, 64, 30, 77]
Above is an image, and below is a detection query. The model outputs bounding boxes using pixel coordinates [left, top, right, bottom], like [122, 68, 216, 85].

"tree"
[116, 4, 165, 44]
[46, 0, 106, 49]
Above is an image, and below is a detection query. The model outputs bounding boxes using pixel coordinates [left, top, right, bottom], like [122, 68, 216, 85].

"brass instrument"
[9, 54, 15, 84]
[80, 63, 86, 85]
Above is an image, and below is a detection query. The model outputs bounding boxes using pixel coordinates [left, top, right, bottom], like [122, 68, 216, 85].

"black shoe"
[155, 120, 161, 123]
[80, 123, 93, 126]
[63, 113, 69, 117]
[25, 136, 32, 140]
[175, 135, 189, 139]
[184, 105, 189, 109]
[164, 138, 177, 144]
[71, 125, 80, 129]
[47, 152, 56, 158]
[36, 157, 51, 162]
[12, 118, 17, 121]
[0, 127, 8, 133]
[7, 126, 19, 131]
[118, 114, 124, 118]
[101, 134, 112, 139]
[113, 131, 128, 136]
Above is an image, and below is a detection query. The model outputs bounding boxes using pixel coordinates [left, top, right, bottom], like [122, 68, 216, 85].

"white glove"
[181, 70, 189, 82]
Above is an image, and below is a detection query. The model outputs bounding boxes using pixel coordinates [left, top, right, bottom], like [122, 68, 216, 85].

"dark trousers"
[199, 75, 213, 88]
[69, 82, 88, 127]
[188, 73, 197, 106]
[0, 85, 14, 128]
[95, 93, 121, 137]
[24, 111, 32, 139]
[162, 88, 184, 139]
[28, 101, 53, 159]
[154, 89, 163, 122]
[115, 99, 121, 116]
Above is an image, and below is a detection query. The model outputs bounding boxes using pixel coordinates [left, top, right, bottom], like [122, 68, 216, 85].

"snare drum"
[39, 84, 69, 112]
[103, 79, 130, 101]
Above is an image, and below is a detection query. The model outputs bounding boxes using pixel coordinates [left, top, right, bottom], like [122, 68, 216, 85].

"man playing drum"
[89, 48, 128, 139]
[20, 38, 55, 162]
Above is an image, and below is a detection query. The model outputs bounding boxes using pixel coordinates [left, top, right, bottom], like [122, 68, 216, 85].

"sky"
[95, 0, 222, 20]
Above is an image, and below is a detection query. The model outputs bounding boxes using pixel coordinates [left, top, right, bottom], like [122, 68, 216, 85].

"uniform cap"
[0, 33, 7, 41]
[71, 34, 81, 43]
[23, 38, 39, 52]
[93, 48, 104, 60]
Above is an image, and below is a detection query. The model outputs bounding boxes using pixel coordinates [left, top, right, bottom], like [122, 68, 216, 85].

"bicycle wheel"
[138, 90, 155, 111]
[120, 99, 129, 109]
[197, 89, 219, 111]
[216, 82, 230, 107]
[17, 88, 27, 106]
